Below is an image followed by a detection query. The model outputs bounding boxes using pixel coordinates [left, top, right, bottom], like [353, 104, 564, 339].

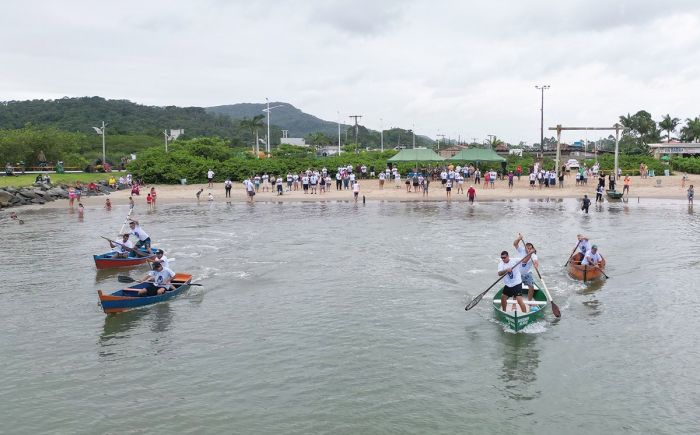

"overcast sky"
[2, 0, 700, 144]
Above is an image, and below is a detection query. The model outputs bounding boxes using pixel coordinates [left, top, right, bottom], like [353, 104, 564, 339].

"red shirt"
[468, 187, 476, 197]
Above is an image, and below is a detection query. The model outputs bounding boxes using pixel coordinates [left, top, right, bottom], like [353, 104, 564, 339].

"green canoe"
[492, 283, 549, 332]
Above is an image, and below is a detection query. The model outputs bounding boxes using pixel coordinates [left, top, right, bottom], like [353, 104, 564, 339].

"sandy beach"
[34, 173, 695, 210]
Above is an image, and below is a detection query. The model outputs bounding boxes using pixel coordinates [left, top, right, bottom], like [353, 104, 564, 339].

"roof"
[387, 148, 445, 162]
[448, 148, 506, 162]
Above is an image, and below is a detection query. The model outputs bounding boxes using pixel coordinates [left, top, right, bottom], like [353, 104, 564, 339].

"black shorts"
[143, 283, 165, 296]
[503, 283, 523, 297]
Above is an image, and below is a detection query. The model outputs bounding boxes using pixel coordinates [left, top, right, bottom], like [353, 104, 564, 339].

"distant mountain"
[206, 102, 348, 138]
[0, 96, 238, 137]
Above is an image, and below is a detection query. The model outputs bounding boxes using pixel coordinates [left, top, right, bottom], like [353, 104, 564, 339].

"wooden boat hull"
[97, 273, 193, 314]
[492, 284, 548, 332]
[606, 189, 623, 199]
[93, 248, 158, 269]
[567, 260, 606, 282]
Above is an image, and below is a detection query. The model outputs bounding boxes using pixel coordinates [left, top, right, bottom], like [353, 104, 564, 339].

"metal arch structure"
[548, 124, 623, 177]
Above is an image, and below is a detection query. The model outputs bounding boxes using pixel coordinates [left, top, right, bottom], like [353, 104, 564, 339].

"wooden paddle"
[117, 275, 202, 286]
[597, 255, 610, 279]
[534, 267, 561, 318]
[563, 240, 582, 267]
[101, 236, 150, 258]
[118, 208, 134, 235]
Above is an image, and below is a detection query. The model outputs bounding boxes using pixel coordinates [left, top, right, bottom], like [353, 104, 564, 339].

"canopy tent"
[387, 149, 445, 162]
[448, 148, 506, 162]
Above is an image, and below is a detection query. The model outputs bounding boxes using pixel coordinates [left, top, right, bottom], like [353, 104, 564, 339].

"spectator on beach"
[129, 196, 135, 209]
[352, 180, 360, 202]
[105, 198, 112, 210]
[196, 188, 204, 201]
[224, 179, 232, 198]
[276, 177, 284, 195]
[529, 171, 536, 189]
[146, 193, 153, 210]
[207, 169, 215, 188]
[595, 184, 604, 203]
[150, 187, 157, 206]
[623, 176, 631, 195]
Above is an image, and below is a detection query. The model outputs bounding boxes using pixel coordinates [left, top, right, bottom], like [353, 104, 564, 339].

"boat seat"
[493, 299, 546, 305]
[122, 288, 141, 294]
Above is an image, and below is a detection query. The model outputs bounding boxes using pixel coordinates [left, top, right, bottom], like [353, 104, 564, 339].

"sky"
[2, 0, 700, 144]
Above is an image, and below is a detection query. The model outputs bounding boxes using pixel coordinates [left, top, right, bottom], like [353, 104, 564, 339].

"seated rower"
[137, 261, 175, 296]
[109, 234, 133, 259]
[581, 245, 604, 268]
[154, 249, 169, 269]
[572, 234, 590, 264]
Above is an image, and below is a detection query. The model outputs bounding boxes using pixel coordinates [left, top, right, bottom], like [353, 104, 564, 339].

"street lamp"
[535, 85, 550, 154]
[412, 124, 416, 149]
[487, 134, 496, 149]
[380, 118, 384, 152]
[92, 121, 108, 165]
[337, 110, 342, 154]
[262, 98, 284, 154]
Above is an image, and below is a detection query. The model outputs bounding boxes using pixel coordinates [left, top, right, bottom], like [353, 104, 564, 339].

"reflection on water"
[497, 334, 541, 401]
[99, 309, 149, 357]
[582, 298, 602, 317]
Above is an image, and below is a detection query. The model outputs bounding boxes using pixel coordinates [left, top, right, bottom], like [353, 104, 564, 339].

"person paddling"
[513, 233, 539, 301]
[109, 233, 133, 258]
[128, 219, 152, 253]
[498, 248, 536, 313]
[136, 261, 175, 296]
[582, 244, 604, 268]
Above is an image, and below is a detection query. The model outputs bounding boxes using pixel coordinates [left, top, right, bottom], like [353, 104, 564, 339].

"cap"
[592, 244, 598, 249]
[151, 261, 162, 268]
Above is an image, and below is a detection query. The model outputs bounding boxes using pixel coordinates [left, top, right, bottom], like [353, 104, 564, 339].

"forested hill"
[0, 97, 237, 137]
[206, 103, 348, 137]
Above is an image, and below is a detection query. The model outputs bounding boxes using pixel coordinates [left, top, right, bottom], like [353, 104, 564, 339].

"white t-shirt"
[207, 170, 214, 179]
[498, 258, 523, 287]
[379, 173, 385, 180]
[516, 247, 537, 274]
[529, 173, 536, 181]
[113, 239, 133, 254]
[156, 255, 169, 269]
[578, 239, 590, 254]
[582, 250, 602, 266]
[148, 267, 175, 287]
[244, 180, 255, 192]
[353, 182, 360, 193]
[130, 225, 149, 241]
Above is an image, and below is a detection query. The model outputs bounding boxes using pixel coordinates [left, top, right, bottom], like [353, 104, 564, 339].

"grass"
[0, 172, 118, 188]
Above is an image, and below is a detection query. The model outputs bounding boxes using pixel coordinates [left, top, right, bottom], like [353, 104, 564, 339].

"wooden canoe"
[93, 248, 157, 269]
[567, 258, 606, 282]
[97, 273, 193, 314]
[492, 283, 548, 332]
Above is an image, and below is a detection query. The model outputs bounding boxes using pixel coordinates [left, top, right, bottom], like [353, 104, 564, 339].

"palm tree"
[658, 114, 680, 142]
[240, 115, 265, 155]
[681, 117, 700, 143]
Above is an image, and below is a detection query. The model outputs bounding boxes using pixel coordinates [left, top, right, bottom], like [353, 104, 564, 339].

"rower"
[128, 219, 152, 253]
[572, 234, 590, 264]
[498, 249, 536, 313]
[581, 245, 603, 268]
[513, 233, 539, 301]
[137, 261, 175, 296]
[109, 234, 133, 259]
[155, 249, 169, 269]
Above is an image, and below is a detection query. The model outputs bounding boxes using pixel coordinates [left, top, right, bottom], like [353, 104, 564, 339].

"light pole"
[262, 98, 284, 154]
[487, 134, 496, 149]
[412, 124, 415, 149]
[535, 85, 550, 155]
[349, 115, 362, 152]
[436, 134, 445, 149]
[337, 110, 342, 154]
[380, 118, 384, 152]
[92, 121, 108, 165]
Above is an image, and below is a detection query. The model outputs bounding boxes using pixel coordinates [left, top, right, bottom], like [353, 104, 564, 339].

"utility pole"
[349, 115, 362, 151]
[535, 85, 550, 155]
[380, 118, 384, 152]
[337, 110, 341, 154]
[436, 134, 445, 149]
[487, 134, 496, 149]
[411, 124, 415, 149]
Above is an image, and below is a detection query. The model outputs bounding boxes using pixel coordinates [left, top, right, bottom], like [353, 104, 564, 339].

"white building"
[648, 142, 700, 158]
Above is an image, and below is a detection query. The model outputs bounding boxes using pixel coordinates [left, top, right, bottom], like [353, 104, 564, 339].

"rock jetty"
[0, 181, 113, 209]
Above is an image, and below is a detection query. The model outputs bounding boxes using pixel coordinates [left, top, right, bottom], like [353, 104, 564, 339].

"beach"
[34, 173, 695, 209]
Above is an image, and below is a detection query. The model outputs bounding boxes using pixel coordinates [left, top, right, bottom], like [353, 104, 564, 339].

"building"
[438, 146, 464, 158]
[648, 142, 700, 158]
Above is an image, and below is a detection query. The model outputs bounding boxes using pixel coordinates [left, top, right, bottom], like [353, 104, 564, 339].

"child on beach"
[196, 188, 204, 200]
[105, 198, 112, 210]
[129, 196, 135, 209]
[78, 203, 84, 218]
[688, 185, 694, 204]
[352, 180, 360, 202]
[146, 193, 154, 210]
[150, 187, 157, 206]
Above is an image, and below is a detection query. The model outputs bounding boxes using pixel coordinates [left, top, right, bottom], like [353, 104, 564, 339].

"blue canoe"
[97, 273, 193, 314]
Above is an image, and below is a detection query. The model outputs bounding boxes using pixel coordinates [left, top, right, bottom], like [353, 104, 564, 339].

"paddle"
[464, 273, 507, 311]
[118, 208, 134, 235]
[534, 267, 561, 318]
[101, 236, 150, 258]
[117, 275, 202, 286]
[597, 255, 610, 279]
[563, 240, 582, 267]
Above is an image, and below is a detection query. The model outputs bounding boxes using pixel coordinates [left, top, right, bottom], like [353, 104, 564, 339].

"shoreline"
[12, 174, 694, 211]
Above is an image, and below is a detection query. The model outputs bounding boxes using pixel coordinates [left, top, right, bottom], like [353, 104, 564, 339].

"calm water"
[1, 199, 698, 434]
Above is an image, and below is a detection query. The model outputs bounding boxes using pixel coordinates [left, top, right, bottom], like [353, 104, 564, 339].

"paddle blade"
[464, 290, 487, 311]
[117, 275, 136, 283]
[550, 301, 561, 318]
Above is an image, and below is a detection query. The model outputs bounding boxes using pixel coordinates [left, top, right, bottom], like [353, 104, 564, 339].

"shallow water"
[1, 199, 698, 434]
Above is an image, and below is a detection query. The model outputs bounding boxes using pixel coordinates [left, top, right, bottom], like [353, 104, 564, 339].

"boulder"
[18, 189, 38, 199]
[31, 197, 46, 205]
[33, 189, 47, 197]
[4, 186, 18, 194]
[0, 190, 12, 206]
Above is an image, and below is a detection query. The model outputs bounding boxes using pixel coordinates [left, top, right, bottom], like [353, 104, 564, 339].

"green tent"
[448, 148, 505, 162]
[387, 148, 445, 162]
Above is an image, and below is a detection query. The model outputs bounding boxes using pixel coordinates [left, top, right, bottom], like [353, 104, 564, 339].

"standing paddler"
[497, 248, 536, 313]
